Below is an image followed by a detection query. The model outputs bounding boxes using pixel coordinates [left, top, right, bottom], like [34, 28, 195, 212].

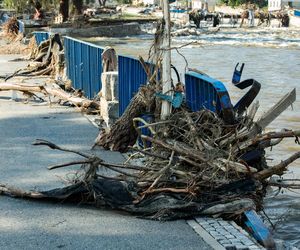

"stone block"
[225, 235, 236, 239]
[101, 71, 118, 101]
[100, 97, 119, 126]
[235, 245, 249, 250]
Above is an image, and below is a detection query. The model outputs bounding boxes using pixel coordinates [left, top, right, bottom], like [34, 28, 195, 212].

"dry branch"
[254, 152, 300, 180]
[0, 82, 100, 113]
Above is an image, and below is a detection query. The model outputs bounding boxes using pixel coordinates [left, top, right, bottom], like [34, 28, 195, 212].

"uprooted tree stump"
[5, 34, 64, 81]
[94, 84, 157, 152]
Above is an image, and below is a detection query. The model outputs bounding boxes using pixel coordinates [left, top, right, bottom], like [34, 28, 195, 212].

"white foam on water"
[173, 27, 300, 49]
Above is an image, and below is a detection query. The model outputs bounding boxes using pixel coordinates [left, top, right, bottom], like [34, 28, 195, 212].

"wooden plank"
[256, 88, 296, 130]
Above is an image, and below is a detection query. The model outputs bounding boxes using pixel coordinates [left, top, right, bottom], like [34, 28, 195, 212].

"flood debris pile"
[0, 99, 299, 220]
[0, 23, 299, 221]
[6, 34, 63, 80]
[2, 17, 21, 40]
[0, 17, 27, 54]
[0, 34, 100, 114]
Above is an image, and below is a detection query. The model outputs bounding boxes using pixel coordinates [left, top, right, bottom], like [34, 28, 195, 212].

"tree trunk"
[72, 0, 83, 15]
[94, 85, 156, 152]
[98, 0, 107, 7]
[59, 0, 69, 22]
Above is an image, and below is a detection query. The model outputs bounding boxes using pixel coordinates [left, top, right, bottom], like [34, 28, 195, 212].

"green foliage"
[219, 0, 267, 8]
[115, 0, 132, 4]
[3, 0, 59, 12]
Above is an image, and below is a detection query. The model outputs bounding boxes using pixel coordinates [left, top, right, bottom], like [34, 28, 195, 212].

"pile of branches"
[0, 17, 28, 54]
[2, 17, 21, 40]
[0, 104, 299, 220]
[0, 24, 299, 220]
[0, 34, 100, 114]
[5, 34, 64, 80]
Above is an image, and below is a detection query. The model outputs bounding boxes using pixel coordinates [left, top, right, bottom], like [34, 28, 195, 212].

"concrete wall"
[68, 22, 142, 37]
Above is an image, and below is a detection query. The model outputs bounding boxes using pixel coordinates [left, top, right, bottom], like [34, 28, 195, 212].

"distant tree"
[59, 0, 69, 21]
[4, 0, 58, 12]
[219, 0, 267, 7]
[115, 0, 132, 4]
[98, 0, 106, 6]
[72, 0, 83, 14]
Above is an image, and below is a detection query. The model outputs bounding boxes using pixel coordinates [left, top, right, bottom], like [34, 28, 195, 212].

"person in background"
[248, 4, 255, 27]
[266, 11, 271, 26]
[33, 1, 44, 20]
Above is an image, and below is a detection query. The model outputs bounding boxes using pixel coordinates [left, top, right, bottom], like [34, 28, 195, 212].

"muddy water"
[85, 27, 300, 247]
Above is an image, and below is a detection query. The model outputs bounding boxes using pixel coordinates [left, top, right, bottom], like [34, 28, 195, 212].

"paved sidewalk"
[0, 54, 214, 250]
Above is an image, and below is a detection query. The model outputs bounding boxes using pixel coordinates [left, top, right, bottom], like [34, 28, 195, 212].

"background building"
[268, 0, 300, 11]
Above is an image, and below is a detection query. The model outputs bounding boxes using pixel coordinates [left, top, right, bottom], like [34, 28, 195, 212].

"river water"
[84, 27, 300, 248]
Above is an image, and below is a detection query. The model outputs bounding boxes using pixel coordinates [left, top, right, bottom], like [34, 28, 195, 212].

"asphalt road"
[0, 54, 212, 250]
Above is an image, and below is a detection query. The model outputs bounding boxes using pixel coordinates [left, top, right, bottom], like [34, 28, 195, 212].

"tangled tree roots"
[5, 34, 64, 80]
[0, 135, 299, 221]
[94, 84, 157, 152]
[0, 17, 27, 55]
[2, 17, 20, 39]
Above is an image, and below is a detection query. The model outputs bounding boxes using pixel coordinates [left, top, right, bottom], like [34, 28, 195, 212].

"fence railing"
[33, 31, 49, 45]
[31, 34, 233, 118]
[118, 56, 234, 117]
[64, 37, 104, 99]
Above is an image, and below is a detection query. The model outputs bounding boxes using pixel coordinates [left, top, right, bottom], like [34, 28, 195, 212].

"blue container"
[18, 20, 24, 34]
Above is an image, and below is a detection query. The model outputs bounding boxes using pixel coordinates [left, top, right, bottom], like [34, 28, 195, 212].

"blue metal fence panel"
[64, 37, 103, 99]
[0, 13, 10, 24]
[185, 71, 233, 113]
[118, 55, 149, 116]
[33, 31, 49, 45]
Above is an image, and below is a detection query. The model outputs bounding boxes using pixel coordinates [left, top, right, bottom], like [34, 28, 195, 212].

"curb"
[188, 217, 265, 250]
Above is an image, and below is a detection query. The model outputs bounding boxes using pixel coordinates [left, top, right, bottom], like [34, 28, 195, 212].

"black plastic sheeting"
[2, 177, 259, 220]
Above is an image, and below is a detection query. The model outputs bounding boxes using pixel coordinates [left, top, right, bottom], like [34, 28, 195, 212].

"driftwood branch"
[33, 139, 92, 158]
[0, 82, 100, 112]
[141, 135, 208, 162]
[254, 152, 300, 180]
